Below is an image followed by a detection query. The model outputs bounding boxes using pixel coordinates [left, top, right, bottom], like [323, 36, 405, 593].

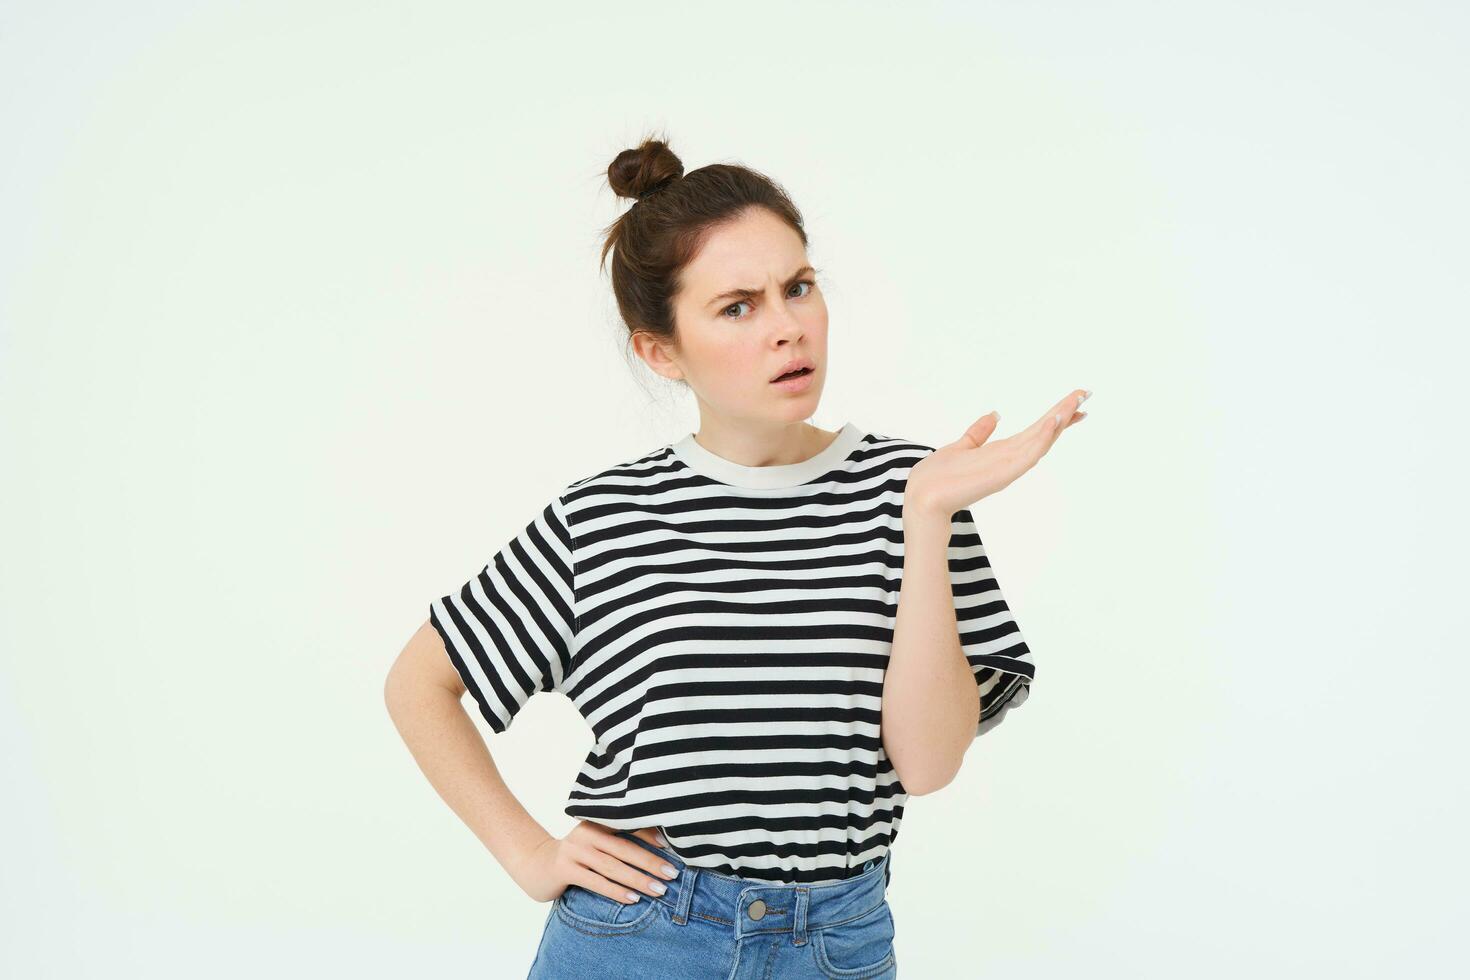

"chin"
[771, 394, 822, 421]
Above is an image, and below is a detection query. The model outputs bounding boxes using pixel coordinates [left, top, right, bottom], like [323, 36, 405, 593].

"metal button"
[747, 898, 767, 920]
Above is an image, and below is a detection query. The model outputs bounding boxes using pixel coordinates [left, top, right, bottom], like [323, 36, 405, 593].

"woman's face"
[641, 207, 829, 426]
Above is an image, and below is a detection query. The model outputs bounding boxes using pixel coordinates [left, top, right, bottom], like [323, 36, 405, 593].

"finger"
[1054, 410, 1087, 438]
[618, 835, 680, 883]
[575, 866, 647, 905]
[951, 410, 1001, 450]
[1021, 388, 1091, 442]
[586, 841, 678, 903]
[624, 826, 673, 859]
[1050, 389, 1089, 433]
[571, 835, 648, 904]
[628, 826, 668, 849]
[1024, 401, 1087, 464]
[1019, 406, 1061, 444]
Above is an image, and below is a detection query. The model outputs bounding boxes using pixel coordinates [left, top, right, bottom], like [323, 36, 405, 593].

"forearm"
[881, 507, 978, 795]
[384, 675, 551, 879]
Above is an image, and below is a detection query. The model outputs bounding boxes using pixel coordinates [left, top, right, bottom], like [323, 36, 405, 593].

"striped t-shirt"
[429, 421, 1035, 886]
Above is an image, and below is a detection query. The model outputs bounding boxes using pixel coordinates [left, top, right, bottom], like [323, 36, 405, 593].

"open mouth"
[771, 367, 814, 382]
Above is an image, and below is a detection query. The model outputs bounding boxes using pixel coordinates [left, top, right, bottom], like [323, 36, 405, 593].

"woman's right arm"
[383, 619, 678, 905]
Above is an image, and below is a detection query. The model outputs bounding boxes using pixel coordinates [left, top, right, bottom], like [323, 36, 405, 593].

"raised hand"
[905, 388, 1090, 521]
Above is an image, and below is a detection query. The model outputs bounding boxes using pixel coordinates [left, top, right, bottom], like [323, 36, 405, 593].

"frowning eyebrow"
[705, 265, 817, 310]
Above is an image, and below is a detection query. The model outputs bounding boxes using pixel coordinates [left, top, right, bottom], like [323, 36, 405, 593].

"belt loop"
[672, 866, 699, 926]
[792, 886, 809, 946]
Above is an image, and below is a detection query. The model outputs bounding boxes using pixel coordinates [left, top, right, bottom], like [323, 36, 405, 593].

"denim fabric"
[526, 831, 897, 979]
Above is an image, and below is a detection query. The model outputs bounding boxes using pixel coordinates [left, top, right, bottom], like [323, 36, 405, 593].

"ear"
[631, 330, 684, 382]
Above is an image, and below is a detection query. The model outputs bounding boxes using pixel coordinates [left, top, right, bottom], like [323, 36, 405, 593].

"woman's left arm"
[882, 507, 980, 795]
[881, 387, 1090, 794]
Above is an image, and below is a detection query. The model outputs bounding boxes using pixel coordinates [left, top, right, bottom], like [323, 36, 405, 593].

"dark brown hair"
[598, 131, 809, 366]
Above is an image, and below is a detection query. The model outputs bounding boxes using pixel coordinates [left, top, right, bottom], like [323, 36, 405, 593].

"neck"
[688, 417, 839, 469]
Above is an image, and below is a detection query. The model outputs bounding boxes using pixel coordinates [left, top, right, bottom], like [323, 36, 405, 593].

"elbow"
[383, 668, 404, 722]
[888, 711, 975, 796]
[900, 777, 936, 797]
[383, 657, 416, 722]
[900, 776, 949, 797]
[383, 653, 404, 700]
[897, 762, 962, 797]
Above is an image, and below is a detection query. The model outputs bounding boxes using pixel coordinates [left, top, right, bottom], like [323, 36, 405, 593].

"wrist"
[901, 493, 952, 532]
[504, 830, 555, 878]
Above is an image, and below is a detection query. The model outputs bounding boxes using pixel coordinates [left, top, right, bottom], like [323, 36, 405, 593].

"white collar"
[669, 422, 867, 489]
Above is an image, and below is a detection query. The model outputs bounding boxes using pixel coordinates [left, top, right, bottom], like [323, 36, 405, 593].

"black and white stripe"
[430, 422, 1034, 885]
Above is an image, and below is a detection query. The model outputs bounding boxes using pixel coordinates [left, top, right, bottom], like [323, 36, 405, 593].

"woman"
[385, 134, 1089, 978]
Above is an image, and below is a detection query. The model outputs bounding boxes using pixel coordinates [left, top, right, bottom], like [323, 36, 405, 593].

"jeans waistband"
[614, 830, 890, 943]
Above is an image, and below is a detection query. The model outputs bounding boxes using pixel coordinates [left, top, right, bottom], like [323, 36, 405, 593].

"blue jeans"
[526, 830, 898, 979]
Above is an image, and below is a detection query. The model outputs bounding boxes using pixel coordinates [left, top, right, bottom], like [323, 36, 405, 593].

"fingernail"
[649, 880, 667, 895]
[1053, 413, 1062, 425]
[626, 891, 641, 902]
[991, 410, 1000, 421]
[661, 864, 678, 878]
[1080, 390, 1091, 403]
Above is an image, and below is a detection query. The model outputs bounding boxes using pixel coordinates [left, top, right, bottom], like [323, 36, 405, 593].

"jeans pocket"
[554, 883, 659, 935]
[812, 900, 896, 978]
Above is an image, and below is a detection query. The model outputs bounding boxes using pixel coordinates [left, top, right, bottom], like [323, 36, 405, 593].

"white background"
[2, 1, 1465, 976]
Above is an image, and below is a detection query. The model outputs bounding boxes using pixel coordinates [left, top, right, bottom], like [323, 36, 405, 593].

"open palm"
[906, 388, 1091, 519]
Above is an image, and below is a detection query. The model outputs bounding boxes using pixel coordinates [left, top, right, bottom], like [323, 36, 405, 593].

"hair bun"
[608, 135, 685, 202]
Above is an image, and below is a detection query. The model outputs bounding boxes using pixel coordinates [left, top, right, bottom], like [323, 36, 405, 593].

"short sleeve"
[429, 492, 578, 734]
[948, 507, 1035, 737]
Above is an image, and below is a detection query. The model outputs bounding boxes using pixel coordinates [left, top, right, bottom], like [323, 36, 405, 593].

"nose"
[769, 306, 804, 345]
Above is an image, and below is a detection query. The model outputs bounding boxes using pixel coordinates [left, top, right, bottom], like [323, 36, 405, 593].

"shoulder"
[556, 441, 681, 503]
[854, 428, 937, 464]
